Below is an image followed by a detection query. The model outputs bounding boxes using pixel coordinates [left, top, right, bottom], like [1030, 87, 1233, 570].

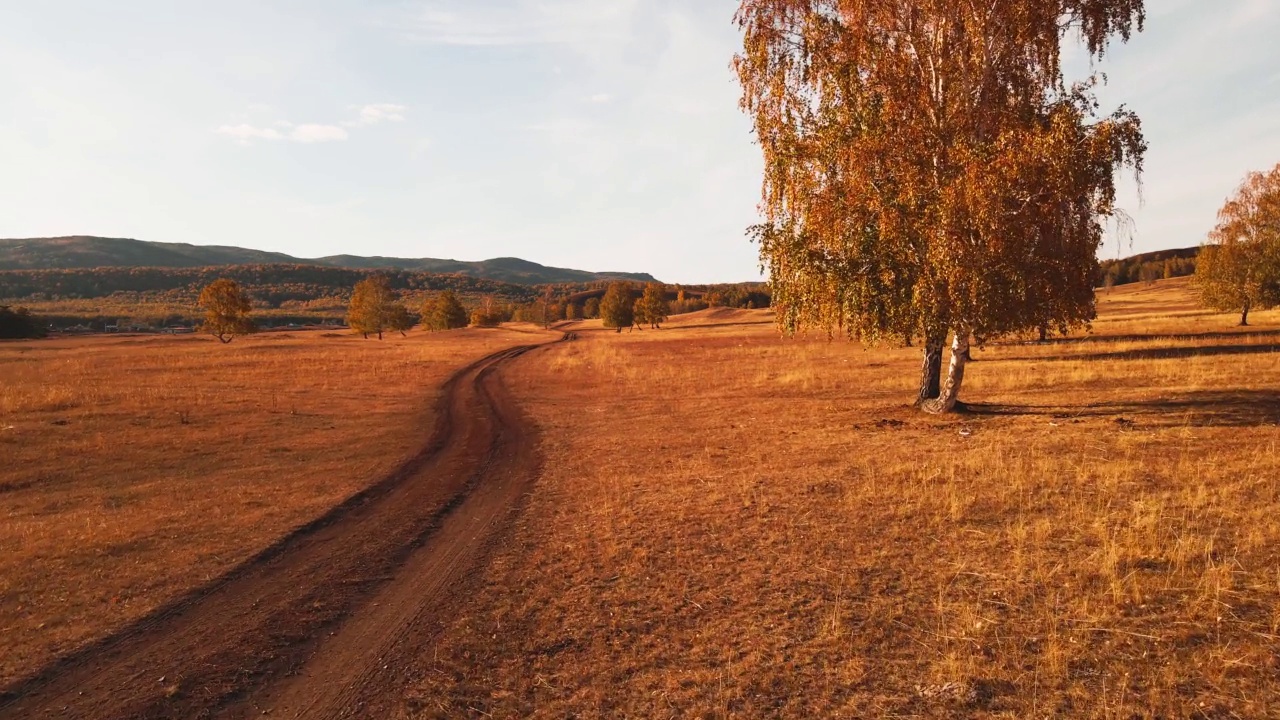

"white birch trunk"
[921, 328, 970, 414]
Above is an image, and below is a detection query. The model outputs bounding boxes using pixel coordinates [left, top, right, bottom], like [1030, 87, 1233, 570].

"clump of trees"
[703, 285, 769, 310]
[0, 305, 45, 339]
[348, 275, 413, 339]
[420, 290, 469, 331]
[634, 283, 670, 329]
[600, 282, 636, 332]
[735, 0, 1146, 412]
[470, 297, 507, 327]
[198, 278, 257, 343]
[669, 287, 710, 315]
[1100, 249, 1197, 289]
[1195, 163, 1280, 326]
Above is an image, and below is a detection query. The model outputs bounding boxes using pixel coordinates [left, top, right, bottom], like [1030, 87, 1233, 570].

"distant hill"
[315, 254, 653, 284]
[0, 236, 656, 285]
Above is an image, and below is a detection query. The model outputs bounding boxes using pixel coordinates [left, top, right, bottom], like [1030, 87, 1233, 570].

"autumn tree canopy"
[735, 0, 1147, 412]
[470, 296, 506, 327]
[1195, 163, 1280, 326]
[347, 275, 403, 340]
[600, 282, 636, 333]
[421, 290, 469, 331]
[198, 278, 257, 343]
[634, 283, 670, 329]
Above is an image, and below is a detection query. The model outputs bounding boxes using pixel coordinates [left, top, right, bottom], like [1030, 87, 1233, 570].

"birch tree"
[348, 275, 398, 339]
[198, 278, 257, 344]
[1195, 163, 1280, 326]
[735, 0, 1146, 412]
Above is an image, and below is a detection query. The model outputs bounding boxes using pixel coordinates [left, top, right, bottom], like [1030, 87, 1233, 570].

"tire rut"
[0, 338, 556, 719]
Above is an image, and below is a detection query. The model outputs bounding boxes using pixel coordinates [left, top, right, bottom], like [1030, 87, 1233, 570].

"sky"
[0, 1, 1277, 283]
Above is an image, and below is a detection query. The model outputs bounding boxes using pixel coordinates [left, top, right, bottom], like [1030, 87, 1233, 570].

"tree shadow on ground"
[995, 327, 1280, 347]
[661, 320, 775, 332]
[965, 390, 1280, 428]
[994, 343, 1280, 363]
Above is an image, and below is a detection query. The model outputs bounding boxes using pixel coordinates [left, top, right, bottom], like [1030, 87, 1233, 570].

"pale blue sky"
[0, 1, 1277, 283]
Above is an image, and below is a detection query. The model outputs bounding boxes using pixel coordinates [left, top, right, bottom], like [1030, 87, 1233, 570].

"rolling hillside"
[0, 236, 656, 285]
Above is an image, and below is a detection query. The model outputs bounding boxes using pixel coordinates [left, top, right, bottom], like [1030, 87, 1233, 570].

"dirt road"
[0, 339, 553, 719]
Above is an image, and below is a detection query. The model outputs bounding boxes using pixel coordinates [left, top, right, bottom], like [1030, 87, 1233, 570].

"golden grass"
[408, 279, 1280, 718]
[0, 326, 554, 686]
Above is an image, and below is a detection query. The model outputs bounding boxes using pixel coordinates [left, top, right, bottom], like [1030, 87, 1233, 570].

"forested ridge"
[0, 236, 656, 284]
[0, 247, 1199, 331]
[1099, 246, 1199, 287]
[0, 265, 540, 306]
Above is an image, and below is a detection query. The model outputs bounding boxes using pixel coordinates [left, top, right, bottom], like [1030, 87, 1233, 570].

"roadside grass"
[408, 278, 1280, 718]
[0, 326, 550, 686]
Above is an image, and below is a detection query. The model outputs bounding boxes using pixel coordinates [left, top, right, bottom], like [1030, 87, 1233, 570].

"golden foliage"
[1195, 162, 1280, 325]
[634, 283, 670, 329]
[420, 290, 469, 332]
[347, 275, 407, 339]
[599, 282, 635, 331]
[197, 278, 256, 343]
[735, 0, 1147, 410]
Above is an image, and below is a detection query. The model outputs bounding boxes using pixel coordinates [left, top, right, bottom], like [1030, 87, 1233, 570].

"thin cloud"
[290, 124, 348, 143]
[216, 124, 284, 142]
[215, 122, 347, 144]
[216, 103, 409, 143]
[347, 103, 408, 127]
[589, 93, 612, 104]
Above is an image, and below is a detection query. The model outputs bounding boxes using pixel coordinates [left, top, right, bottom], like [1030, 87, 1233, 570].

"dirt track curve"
[0, 337, 558, 719]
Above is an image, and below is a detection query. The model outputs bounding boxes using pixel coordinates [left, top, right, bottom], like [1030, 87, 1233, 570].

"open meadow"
[4, 277, 1280, 718]
[0, 325, 556, 687]
[408, 276, 1280, 718]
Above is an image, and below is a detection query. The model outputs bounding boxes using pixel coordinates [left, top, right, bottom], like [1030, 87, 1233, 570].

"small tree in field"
[583, 297, 601, 319]
[600, 282, 635, 333]
[736, 0, 1146, 412]
[635, 283, 670, 329]
[387, 304, 414, 337]
[198, 278, 257, 344]
[1195, 163, 1280, 326]
[421, 290, 469, 331]
[347, 275, 399, 339]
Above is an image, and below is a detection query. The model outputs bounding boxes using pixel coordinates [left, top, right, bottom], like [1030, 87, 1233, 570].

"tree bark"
[1240, 300, 1251, 326]
[921, 329, 970, 414]
[915, 329, 945, 406]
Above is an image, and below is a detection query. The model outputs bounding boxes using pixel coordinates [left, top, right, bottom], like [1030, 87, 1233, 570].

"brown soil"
[0, 338, 556, 719]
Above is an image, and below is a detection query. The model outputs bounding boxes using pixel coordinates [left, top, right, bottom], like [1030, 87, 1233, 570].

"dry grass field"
[408, 277, 1280, 718]
[0, 325, 555, 686]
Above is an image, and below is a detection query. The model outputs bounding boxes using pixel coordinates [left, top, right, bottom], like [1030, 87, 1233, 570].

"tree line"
[195, 277, 735, 342]
[1099, 249, 1198, 288]
[502, 282, 771, 326]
